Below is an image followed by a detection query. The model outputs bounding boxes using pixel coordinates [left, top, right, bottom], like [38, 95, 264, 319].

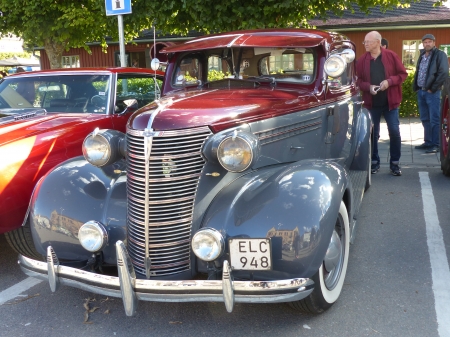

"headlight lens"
[83, 130, 111, 167]
[192, 228, 224, 262]
[78, 221, 108, 252]
[324, 55, 346, 78]
[82, 128, 125, 167]
[218, 135, 253, 172]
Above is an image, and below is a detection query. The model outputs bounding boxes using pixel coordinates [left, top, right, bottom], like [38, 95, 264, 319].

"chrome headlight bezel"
[216, 130, 259, 173]
[82, 128, 126, 167]
[324, 54, 347, 78]
[191, 228, 225, 262]
[78, 220, 108, 252]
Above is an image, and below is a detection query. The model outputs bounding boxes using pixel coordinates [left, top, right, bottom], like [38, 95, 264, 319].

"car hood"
[0, 112, 109, 146]
[129, 87, 321, 132]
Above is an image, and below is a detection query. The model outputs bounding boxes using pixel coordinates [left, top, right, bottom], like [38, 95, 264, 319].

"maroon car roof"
[161, 29, 347, 53]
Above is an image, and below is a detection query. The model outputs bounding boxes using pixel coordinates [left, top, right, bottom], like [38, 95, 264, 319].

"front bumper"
[19, 241, 314, 316]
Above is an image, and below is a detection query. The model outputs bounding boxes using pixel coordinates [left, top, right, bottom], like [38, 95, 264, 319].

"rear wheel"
[289, 201, 349, 314]
[440, 79, 450, 176]
[4, 218, 43, 260]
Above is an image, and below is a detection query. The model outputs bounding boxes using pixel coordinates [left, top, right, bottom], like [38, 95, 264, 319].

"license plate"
[229, 238, 272, 270]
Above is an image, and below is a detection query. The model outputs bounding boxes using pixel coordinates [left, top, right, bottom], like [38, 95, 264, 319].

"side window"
[258, 49, 315, 83]
[116, 74, 163, 111]
[173, 56, 202, 86]
[207, 56, 231, 81]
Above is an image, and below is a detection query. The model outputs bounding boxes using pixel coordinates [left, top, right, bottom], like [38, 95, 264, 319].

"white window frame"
[402, 40, 423, 67]
[62, 55, 80, 68]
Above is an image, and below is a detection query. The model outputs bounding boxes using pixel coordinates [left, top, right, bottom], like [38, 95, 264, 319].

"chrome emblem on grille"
[162, 157, 177, 177]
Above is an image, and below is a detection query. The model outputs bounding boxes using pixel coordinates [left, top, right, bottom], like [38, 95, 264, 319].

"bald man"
[356, 31, 407, 176]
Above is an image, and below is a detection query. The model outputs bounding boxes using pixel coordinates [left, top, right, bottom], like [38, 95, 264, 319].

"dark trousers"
[370, 106, 401, 165]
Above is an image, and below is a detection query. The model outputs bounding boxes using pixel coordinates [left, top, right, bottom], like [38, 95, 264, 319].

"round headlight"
[82, 128, 125, 167]
[324, 55, 346, 78]
[192, 228, 225, 262]
[78, 221, 108, 252]
[218, 135, 253, 172]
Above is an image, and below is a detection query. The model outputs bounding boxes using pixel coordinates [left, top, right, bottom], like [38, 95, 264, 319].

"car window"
[173, 56, 202, 86]
[0, 74, 111, 114]
[115, 74, 163, 112]
[258, 49, 315, 83]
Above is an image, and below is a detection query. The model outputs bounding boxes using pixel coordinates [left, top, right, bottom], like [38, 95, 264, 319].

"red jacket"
[356, 48, 407, 111]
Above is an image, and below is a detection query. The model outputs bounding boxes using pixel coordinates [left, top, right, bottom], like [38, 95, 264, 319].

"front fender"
[29, 157, 127, 263]
[201, 159, 349, 279]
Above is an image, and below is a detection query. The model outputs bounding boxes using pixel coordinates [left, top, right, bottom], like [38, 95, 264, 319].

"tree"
[0, 0, 436, 69]
[0, 1, 155, 68]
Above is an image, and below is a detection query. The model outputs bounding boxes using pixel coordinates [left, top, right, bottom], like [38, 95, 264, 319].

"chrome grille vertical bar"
[143, 128, 153, 279]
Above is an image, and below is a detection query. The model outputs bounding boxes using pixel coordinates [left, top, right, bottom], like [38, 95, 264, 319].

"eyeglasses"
[362, 40, 377, 45]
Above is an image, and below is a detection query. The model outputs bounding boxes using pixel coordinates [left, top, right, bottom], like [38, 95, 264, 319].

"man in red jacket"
[356, 31, 407, 176]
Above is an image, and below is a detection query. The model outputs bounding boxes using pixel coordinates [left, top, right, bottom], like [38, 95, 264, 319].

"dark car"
[18, 29, 371, 316]
[440, 77, 450, 175]
[0, 68, 164, 256]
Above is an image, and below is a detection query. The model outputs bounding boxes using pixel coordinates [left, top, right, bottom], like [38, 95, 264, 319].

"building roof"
[309, 0, 450, 29]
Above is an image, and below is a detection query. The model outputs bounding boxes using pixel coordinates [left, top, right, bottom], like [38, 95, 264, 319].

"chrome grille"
[126, 126, 211, 277]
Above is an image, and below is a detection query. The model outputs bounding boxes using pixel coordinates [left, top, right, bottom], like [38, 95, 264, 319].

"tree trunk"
[44, 39, 67, 69]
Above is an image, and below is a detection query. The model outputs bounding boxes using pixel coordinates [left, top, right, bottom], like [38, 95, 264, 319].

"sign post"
[105, 0, 132, 67]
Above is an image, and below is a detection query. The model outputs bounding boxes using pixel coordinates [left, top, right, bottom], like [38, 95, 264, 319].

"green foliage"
[207, 69, 231, 81]
[399, 68, 419, 118]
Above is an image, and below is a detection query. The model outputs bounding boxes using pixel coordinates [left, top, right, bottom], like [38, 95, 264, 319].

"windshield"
[172, 47, 316, 87]
[0, 74, 111, 113]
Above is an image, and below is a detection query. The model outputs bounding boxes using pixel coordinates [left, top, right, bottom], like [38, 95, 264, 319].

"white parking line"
[0, 277, 42, 305]
[419, 172, 450, 337]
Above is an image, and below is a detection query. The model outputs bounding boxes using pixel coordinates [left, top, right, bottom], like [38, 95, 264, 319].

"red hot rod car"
[19, 29, 371, 316]
[0, 68, 164, 256]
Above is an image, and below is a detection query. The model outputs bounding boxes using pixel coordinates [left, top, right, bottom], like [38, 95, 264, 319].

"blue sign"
[105, 0, 132, 16]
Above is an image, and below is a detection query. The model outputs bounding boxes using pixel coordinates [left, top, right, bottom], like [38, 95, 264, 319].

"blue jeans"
[370, 106, 401, 165]
[417, 90, 441, 147]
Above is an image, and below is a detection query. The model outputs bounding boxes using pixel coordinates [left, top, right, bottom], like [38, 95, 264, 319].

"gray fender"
[349, 107, 372, 170]
[201, 159, 350, 279]
[29, 156, 127, 263]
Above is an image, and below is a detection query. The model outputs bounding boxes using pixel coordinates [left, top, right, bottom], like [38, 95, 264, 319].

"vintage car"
[18, 29, 372, 316]
[0, 68, 164, 255]
[440, 77, 450, 176]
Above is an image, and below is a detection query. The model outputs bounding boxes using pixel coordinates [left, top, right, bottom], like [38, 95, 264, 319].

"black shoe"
[425, 146, 439, 153]
[415, 143, 431, 149]
[371, 163, 380, 174]
[390, 164, 402, 176]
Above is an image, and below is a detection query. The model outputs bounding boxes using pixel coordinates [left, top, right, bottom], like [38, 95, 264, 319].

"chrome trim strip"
[19, 253, 314, 316]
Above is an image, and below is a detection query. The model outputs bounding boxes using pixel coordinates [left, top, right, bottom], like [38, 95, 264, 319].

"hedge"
[399, 67, 419, 118]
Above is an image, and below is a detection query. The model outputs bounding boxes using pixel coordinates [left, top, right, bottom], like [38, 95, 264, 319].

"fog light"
[192, 228, 224, 261]
[78, 221, 108, 252]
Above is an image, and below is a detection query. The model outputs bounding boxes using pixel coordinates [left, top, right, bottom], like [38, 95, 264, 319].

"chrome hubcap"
[323, 226, 344, 290]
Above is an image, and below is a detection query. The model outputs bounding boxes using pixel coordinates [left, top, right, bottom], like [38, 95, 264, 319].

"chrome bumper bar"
[18, 241, 314, 316]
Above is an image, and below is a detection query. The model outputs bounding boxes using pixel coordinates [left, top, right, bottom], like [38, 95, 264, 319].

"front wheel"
[289, 201, 350, 314]
[4, 218, 43, 260]
[440, 81, 450, 176]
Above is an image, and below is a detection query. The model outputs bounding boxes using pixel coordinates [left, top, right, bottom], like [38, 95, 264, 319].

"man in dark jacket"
[356, 31, 407, 176]
[413, 34, 449, 153]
